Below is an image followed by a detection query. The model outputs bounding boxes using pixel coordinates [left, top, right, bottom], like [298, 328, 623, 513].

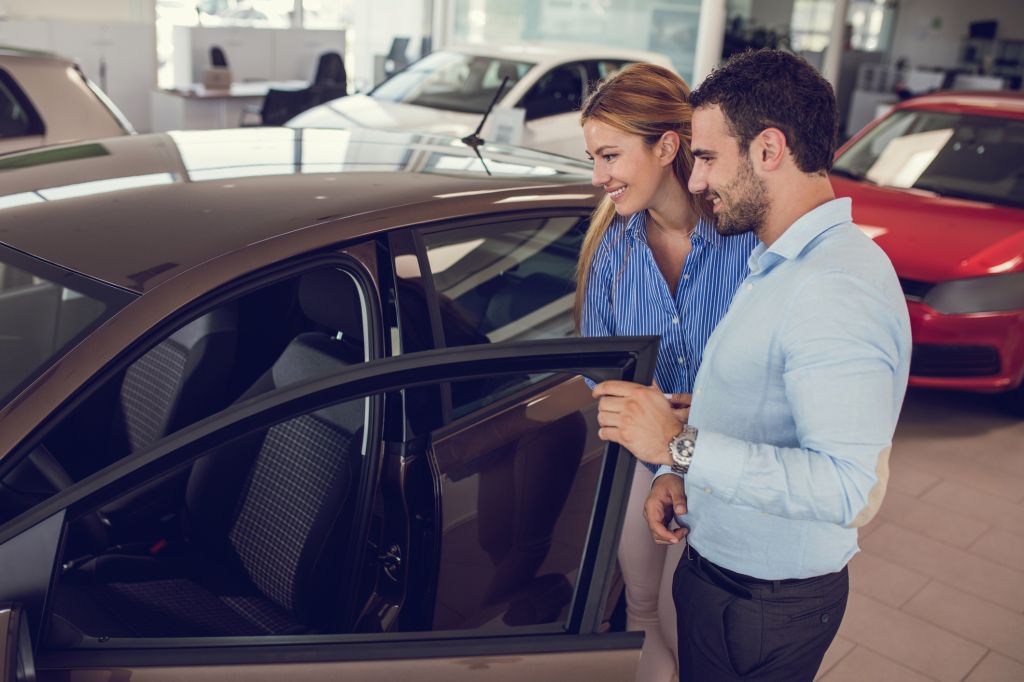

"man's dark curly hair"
[689, 49, 838, 174]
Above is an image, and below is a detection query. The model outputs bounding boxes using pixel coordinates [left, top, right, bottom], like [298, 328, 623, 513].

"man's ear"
[754, 127, 787, 171]
[657, 131, 680, 167]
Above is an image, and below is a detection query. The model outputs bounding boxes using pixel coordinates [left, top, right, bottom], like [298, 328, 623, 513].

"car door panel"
[428, 375, 601, 632]
[0, 338, 655, 678]
[34, 632, 643, 682]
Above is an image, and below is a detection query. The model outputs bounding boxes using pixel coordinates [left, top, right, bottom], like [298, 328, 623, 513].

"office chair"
[240, 51, 348, 127]
[210, 46, 228, 68]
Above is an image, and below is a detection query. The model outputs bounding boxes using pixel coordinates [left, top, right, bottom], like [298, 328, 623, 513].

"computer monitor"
[968, 20, 998, 40]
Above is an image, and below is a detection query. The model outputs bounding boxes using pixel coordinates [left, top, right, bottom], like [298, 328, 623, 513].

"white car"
[287, 43, 674, 160]
[0, 47, 134, 155]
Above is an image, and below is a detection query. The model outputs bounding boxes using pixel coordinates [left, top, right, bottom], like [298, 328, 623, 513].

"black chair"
[210, 46, 228, 68]
[241, 51, 347, 127]
[313, 51, 346, 89]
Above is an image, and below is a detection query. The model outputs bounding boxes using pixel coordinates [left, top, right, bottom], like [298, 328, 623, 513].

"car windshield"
[0, 251, 127, 407]
[833, 108, 1024, 209]
[371, 51, 534, 114]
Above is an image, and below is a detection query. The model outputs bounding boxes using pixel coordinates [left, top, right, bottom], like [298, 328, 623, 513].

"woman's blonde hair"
[574, 62, 706, 329]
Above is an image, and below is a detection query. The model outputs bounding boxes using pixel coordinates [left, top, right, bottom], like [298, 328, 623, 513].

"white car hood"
[321, 94, 480, 138]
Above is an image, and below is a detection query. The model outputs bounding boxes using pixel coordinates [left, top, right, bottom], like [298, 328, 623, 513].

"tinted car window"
[0, 69, 43, 138]
[0, 265, 371, 529]
[518, 63, 586, 120]
[49, 369, 604, 641]
[51, 391, 375, 640]
[420, 216, 586, 416]
[834, 109, 1024, 209]
[0, 253, 122, 407]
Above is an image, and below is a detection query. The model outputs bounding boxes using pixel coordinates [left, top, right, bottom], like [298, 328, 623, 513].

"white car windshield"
[372, 51, 534, 114]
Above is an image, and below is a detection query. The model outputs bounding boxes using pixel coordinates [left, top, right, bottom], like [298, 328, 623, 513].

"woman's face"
[583, 118, 674, 217]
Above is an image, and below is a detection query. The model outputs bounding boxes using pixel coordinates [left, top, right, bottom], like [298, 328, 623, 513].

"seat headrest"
[497, 62, 519, 83]
[297, 269, 364, 342]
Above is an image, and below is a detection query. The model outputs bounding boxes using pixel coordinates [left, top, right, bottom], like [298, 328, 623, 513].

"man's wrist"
[668, 424, 698, 475]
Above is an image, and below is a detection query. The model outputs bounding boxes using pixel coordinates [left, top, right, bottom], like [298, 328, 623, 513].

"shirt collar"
[766, 197, 852, 261]
[625, 210, 722, 248]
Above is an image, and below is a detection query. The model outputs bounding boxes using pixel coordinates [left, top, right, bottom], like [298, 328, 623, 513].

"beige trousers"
[618, 461, 683, 682]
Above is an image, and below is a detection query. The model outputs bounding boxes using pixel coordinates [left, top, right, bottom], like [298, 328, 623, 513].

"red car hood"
[832, 176, 1024, 282]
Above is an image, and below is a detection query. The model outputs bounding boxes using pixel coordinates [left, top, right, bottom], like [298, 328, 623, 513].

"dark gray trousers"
[673, 544, 848, 681]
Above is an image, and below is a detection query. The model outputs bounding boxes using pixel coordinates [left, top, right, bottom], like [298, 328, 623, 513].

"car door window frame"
[3, 337, 655, 670]
[398, 209, 591, 426]
[0, 248, 383, 523]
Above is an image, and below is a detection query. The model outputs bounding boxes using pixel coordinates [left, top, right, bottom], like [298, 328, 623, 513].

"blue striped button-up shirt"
[581, 210, 757, 471]
[657, 199, 912, 579]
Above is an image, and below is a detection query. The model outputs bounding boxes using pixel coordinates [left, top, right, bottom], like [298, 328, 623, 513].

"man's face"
[689, 106, 769, 237]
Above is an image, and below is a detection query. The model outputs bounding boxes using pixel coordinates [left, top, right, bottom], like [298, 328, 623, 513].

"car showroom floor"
[814, 388, 1024, 682]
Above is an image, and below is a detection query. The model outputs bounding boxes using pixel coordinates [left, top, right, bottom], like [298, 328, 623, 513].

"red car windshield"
[833, 108, 1024, 210]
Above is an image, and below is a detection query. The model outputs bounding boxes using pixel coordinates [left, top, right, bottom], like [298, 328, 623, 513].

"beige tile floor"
[815, 388, 1024, 682]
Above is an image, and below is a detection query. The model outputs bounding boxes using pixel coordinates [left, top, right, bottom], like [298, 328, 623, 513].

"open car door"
[0, 336, 656, 681]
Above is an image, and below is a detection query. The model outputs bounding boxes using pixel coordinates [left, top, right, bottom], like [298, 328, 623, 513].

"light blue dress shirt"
[581, 210, 757, 473]
[657, 198, 912, 580]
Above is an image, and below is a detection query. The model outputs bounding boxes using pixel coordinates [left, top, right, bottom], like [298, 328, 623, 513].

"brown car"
[0, 127, 657, 681]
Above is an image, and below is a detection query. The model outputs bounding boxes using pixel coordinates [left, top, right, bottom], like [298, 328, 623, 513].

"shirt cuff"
[685, 430, 747, 504]
[652, 465, 683, 486]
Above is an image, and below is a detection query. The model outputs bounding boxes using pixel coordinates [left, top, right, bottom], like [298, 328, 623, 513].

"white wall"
[351, 0, 424, 91]
[1, 0, 154, 23]
[890, 0, 1024, 68]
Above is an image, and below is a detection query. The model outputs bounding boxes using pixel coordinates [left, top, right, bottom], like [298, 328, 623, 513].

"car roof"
[0, 127, 595, 293]
[895, 90, 1024, 118]
[0, 46, 67, 63]
[444, 42, 675, 69]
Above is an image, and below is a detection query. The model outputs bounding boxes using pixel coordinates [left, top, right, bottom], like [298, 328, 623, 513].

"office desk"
[150, 81, 308, 131]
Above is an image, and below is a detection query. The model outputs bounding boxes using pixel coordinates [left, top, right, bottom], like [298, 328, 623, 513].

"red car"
[831, 91, 1024, 413]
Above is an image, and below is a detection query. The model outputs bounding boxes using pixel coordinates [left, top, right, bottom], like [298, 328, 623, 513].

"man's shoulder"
[806, 222, 896, 277]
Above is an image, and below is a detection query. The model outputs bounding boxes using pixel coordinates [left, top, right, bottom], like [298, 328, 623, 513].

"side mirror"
[0, 604, 35, 682]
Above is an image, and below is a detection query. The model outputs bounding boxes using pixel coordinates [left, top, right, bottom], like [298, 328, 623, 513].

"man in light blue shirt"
[593, 50, 911, 681]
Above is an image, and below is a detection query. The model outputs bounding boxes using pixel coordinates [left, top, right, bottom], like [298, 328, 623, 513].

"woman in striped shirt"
[577, 64, 757, 681]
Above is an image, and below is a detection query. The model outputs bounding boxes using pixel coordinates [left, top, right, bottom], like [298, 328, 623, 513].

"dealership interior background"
[0, 1, 1022, 681]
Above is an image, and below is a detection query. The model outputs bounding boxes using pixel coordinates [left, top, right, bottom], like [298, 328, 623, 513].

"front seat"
[53, 269, 367, 640]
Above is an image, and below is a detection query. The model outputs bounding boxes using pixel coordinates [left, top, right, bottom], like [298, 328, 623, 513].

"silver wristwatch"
[668, 424, 698, 474]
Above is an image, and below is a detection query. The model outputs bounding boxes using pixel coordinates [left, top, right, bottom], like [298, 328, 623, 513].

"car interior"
[1, 266, 373, 641]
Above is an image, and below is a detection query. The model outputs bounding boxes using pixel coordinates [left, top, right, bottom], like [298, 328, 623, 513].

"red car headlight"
[923, 272, 1024, 314]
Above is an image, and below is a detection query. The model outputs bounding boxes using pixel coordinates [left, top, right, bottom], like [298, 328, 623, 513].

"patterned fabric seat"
[54, 269, 366, 639]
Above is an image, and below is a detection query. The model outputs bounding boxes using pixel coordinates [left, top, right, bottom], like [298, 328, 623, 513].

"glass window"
[0, 255, 121, 408]
[429, 371, 605, 633]
[372, 51, 534, 114]
[518, 63, 585, 120]
[48, 366, 607, 640]
[0, 69, 43, 139]
[51, 391, 375, 639]
[790, 0, 835, 53]
[0, 264, 370, 529]
[419, 216, 586, 417]
[833, 110, 1024, 209]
